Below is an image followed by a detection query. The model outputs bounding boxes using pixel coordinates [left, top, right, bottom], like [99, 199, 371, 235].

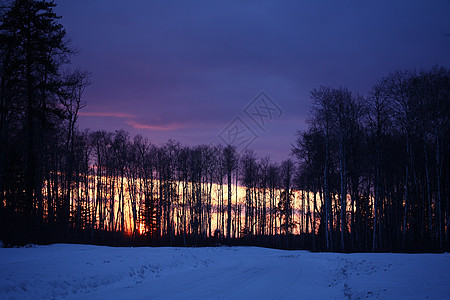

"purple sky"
[54, 1, 449, 162]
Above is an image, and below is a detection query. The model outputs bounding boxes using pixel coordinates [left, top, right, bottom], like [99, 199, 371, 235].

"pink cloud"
[79, 111, 186, 131]
[126, 120, 184, 131]
[79, 111, 136, 118]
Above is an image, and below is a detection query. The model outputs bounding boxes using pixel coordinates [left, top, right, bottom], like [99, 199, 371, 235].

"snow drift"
[0, 244, 449, 299]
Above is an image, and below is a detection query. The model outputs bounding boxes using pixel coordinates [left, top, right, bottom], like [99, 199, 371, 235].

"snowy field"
[0, 244, 449, 299]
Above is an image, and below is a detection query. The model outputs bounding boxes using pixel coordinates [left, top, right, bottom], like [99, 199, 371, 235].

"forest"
[0, 0, 449, 252]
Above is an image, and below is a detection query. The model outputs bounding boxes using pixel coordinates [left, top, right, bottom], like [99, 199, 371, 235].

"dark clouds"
[55, 0, 450, 162]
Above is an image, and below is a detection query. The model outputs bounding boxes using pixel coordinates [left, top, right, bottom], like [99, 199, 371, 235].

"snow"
[0, 244, 449, 299]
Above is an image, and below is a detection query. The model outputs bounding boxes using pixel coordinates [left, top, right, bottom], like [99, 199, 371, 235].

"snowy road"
[0, 244, 449, 299]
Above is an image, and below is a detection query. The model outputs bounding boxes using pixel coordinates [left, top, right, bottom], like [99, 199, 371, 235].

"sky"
[54, 1, 450, 162]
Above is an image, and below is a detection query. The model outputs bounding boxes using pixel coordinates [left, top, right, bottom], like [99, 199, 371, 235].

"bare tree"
[223, 145, 237, 240]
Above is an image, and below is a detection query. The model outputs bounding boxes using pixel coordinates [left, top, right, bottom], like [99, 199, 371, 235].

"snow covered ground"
[0, 244, 449, 299]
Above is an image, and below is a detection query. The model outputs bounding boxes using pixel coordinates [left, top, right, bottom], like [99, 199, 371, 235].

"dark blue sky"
[55, 1, 450, 162]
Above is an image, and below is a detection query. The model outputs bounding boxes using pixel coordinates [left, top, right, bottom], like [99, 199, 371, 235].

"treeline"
[294, 67, 450, 252]
[3, 111, 306, 243]
[1, 121, 301, 247]
[1, 1, 449, 252]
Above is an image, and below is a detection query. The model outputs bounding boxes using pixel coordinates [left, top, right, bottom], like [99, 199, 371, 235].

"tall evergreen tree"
[0, 0, 85, 243]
